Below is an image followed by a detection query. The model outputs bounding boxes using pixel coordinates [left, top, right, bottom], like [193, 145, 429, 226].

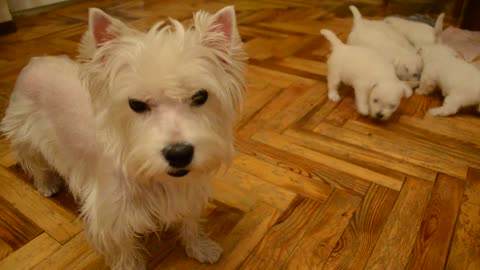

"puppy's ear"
[88, 8, 128, 47]
[400, 82, 413, 98]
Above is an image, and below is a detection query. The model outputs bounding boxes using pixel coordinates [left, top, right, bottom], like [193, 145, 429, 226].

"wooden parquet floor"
[1, 0, 479, 269]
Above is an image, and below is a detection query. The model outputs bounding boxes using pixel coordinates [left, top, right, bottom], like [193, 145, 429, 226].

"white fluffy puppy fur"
[384, 14, 444, 48]
[347, 6, 422, 86]
[416, 15, 480, 116]
[1, 6, 246, 270]
[320, 29, 412, 120]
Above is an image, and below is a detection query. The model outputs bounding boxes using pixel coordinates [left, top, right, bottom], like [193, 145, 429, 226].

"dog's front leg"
[83, 207, 146, 270]
[87, 227, 146, 270]
[354, 83, 370, 116]
[416, 72, 436, 95]
[179, 217, 223, 264]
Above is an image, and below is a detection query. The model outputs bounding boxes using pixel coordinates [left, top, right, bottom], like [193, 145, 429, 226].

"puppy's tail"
[433, 13, 445, 43]
[320, 29, 343, 48]
[349, 5, 362, 24]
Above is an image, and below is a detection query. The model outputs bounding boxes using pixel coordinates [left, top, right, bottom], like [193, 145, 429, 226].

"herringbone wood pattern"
[0, 0, 479, 269]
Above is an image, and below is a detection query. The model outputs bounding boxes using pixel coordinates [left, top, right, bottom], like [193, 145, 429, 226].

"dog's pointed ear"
[89, 8, 126, 47]
[199, 6, 240, 50]
[211, 6, 237, 44]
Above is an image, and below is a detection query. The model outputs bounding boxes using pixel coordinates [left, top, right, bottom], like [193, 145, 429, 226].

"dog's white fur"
[321, 29, 412, 120]
[1, 6, 247, 270]
[347, 6, 422, 86]
[416, 15, 480, 116]
[384, 16, 437, 48]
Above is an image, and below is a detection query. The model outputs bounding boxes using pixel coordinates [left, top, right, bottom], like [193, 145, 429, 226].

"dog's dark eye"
[191, 89, 208, 106]
[129, 99, 150, 113]
[373, 98, 378, 103]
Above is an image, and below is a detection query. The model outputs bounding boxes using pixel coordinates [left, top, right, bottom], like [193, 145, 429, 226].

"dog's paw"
[407, 80, 419, 89]
[429, 107, 452, 116]
[185, 237, 223, 264]
[357, 106, 369, 116]
[415, 87, 430, 95]
[35, 176, 63, 197]
[328, 92, 341, 102]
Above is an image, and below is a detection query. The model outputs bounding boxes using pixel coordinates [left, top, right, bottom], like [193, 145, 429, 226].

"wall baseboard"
[7, 0, 69, 12]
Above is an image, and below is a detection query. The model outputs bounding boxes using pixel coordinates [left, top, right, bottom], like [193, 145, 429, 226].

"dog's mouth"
[167, 168, 190, 177]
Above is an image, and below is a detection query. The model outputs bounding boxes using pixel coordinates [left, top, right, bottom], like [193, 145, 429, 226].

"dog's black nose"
[376, 112, 384, 119]
[162, 143, 194, 168]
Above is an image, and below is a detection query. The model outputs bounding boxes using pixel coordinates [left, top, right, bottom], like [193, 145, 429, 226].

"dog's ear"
[211, 6, 238, 45]
[400, 82, 413, 98]
[88, 8, 127, 47]
[196, 6, 240, 51]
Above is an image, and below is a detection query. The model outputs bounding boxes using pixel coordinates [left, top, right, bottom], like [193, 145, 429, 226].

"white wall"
[0, 0, 12, 23]
[7, 0, 69, 12]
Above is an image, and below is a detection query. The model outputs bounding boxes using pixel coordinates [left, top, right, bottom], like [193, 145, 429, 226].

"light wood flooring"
[0, 0, 479, 269]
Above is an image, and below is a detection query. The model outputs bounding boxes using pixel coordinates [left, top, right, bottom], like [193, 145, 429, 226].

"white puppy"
[384, 14, 444, 48]
[1, 6, 247, 270]
[347, 5, 422, 86]
[417, 16, 480, 116]
[321, 29, 412, 120]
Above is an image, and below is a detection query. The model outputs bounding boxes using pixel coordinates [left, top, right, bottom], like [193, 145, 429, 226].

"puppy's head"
[394, 53, 423, 82]
[369, 81, 411, 120]
[81, 7, 247, 182]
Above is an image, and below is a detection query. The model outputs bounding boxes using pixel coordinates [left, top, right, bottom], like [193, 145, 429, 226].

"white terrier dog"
[416, 15, 480, 116]
[384, 13, 444, 48]
[1, 6, 247, 270]
[320, 29, 412, 120]
[347, 5, 422, 86]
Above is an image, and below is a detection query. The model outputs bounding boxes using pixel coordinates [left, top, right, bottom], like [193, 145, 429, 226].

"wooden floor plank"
[235, 137, 371, 196]
[0, 233, 60, 270]
[285, 128, 437, 181]
[406, 174, 465, 269]
[322, 184, 399, 269]
[32, 232, 102, 270]
[253, 131, 404, 190]
[446, 168, 480, 270]
[314, 122, 471, 179]
[284, 190, 362, 269]
[232, 153, 333, 202]
[212, 166, 296, 212]
[239, 197, 325, 269]
[237, 82, 312, 138]
[365, 177, 434, 269]
[0, 239, 13, 261]
[399, 114, 480, 147]
[0, 167, 82, 244]
[347, 120, 480, 173]
[0, 196, 43, 250]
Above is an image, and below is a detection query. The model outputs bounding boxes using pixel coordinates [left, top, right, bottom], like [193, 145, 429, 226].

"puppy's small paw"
[328, 92, 341, 102]
[429, 107, 452, 116]
[185, 237, 223, 264]
[357, 106, 369, 116]
[415, 87, 430, 95]
[407, 80, 419, 89]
